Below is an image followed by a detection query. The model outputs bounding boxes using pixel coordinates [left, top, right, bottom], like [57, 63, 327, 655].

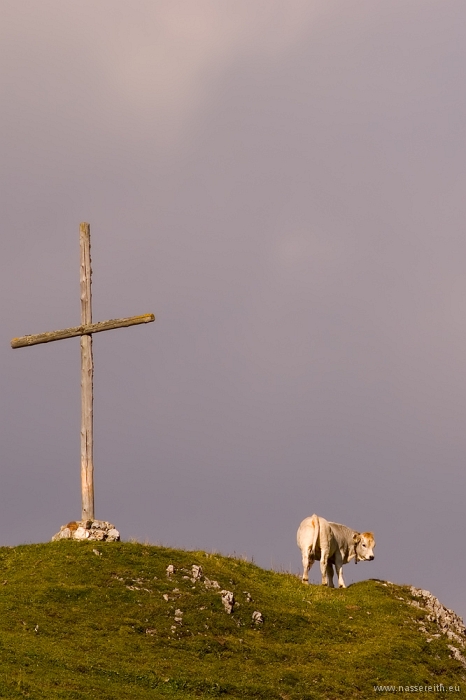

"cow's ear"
[353, 533, 361, 544]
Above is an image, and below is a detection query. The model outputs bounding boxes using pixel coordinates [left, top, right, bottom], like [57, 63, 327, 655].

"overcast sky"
[2, 1, 466, 619]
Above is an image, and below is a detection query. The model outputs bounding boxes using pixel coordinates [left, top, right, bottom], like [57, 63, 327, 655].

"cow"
[297, 514, 375, 588]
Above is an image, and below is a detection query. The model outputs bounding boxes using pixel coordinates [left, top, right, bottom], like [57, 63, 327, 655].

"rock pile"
[52, 520, 120, 542]
[410, 586, 466, 668]
[163, 562, 263, 627]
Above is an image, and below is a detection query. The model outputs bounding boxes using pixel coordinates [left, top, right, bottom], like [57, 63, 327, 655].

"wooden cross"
[11, 223, 155, 521]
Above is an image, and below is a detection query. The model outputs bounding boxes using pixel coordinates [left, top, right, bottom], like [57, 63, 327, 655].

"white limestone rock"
[191, 565, 203, 582]
[252, 611, 264, 625]
[448, 645, 466, 669]
[51, 527, 72, 541]
[204, 577, 221, 590]
[74, 527, 89, 540]
[106, 528, 120, 542]
[220, 590, 235, 614]
[410, 586, 466, 668]
[410, 586, 466, 644]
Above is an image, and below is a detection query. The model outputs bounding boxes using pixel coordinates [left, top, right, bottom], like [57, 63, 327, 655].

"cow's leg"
[334, 553, 346, 588]
[320, 551, 330, 586]
[302, 549, 314, 582]
[301, 548, 309, 582]
[318, 521, 333, 586]
[326, 561, 335, 588]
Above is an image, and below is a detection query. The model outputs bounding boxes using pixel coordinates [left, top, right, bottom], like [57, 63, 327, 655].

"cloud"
[96, 0, 318, 144]
[0, 1, 317, 148]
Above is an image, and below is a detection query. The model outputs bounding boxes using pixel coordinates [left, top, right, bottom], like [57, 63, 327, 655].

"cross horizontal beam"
[11, 313, 155, 349]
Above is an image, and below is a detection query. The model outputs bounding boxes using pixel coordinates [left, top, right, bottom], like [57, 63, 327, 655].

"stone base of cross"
[11, 223, 155, 524]
[52, 519, 120, 543]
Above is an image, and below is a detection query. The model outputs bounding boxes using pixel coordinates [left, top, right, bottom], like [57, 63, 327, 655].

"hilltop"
[0, 541, 464, 699]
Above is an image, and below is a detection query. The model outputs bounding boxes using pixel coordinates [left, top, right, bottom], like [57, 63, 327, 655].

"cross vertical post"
[80, 223, 94, 521]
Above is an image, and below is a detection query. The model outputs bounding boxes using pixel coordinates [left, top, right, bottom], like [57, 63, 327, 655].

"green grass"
[0, 541, 463, 698]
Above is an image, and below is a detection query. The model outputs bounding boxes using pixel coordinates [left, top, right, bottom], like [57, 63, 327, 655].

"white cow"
[297, 514, 375, 588]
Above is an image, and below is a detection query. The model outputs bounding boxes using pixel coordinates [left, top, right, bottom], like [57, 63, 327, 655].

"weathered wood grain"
[11, 314, 155, 348]
[80, 223, 94, 521]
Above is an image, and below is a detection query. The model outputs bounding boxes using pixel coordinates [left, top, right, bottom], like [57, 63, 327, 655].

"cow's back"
[297, 515, 334, 557]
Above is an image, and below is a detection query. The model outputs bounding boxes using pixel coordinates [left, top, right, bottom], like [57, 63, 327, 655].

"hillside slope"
[0, 541, 463, 699]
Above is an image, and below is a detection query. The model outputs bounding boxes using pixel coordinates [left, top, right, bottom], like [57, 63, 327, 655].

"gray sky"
[2, 1, 466, 619]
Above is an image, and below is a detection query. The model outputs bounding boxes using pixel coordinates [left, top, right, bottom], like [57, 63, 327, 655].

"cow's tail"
[309, 514, 320, 558]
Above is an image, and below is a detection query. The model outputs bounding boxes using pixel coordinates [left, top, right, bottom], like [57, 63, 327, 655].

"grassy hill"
[0, 540, 463, 699]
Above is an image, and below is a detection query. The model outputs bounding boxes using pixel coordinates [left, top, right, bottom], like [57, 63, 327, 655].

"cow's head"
[353, 532, 375, 562]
